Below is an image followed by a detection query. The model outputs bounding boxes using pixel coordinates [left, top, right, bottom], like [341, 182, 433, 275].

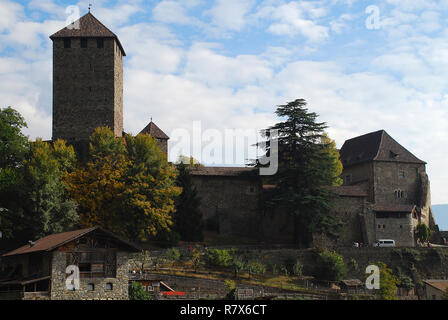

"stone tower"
[50, 12, 125, 142]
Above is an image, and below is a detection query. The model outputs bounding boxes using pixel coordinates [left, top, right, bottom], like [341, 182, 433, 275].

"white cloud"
[255, 1, 329, 42]
[153, 0, 198, 25]
[206, 0, 256, 31]
[0, 0, 24, 32]
[119, 23, 183, 73]
[183, 43, 273, 87]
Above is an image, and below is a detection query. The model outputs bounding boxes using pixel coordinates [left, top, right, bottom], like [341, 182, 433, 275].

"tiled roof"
[2, 226, 140, 257]
[372, 204, 415, 213]
[139, 121, 170, 140]
[49, 12, 126, 56]
[423, 280, 448, 293]
[339, 130, 426, 168]
[190, 166, 258, 177]
[325, 186, 367, 197]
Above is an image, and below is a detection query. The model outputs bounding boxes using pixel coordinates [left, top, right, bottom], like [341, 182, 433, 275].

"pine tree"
[257, 99, 343, 246]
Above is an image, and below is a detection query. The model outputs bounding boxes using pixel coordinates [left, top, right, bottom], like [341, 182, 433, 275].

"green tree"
[0, 107, 29, 239]
[256, 99, 343, 246]
[2, 139, 78, 245]
[173, 162, 204, 242]
[415, 223, 431, 244]
[315, 249, 347, 281]
[377, 262, 399, 300]
[65, 127, 181, 243]
[129, 281, 151, 300]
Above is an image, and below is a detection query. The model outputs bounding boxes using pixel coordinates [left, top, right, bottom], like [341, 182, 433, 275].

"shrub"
[231, 255, 246, 277]
[205, 249, 233, 267]
[293, 259, 303, 277]
[349, 258, 358, 271]
[224, 280, 237, 300]
[377, 262, 399, 300]
[271, 264, 278, 276]
[398, 275, 414, 290]
[129, 281, 151, 300]
[247, 261, 266, 277]
[165, 248, 181, 263]
[315, 249, 347, 281]
[191, 248, 203, 271]
[415, 223, 431, 244]
[280, 265, 289, 277]
[402, 248, 421, 263]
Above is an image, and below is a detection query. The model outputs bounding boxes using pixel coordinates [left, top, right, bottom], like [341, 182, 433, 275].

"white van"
[373, 239, 395, 247]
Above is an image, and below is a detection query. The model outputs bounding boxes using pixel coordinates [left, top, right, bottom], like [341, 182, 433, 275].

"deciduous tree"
[65, 127, 181, 243]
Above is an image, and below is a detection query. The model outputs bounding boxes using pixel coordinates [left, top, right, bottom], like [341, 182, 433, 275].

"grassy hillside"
[433, 204, 448, 231]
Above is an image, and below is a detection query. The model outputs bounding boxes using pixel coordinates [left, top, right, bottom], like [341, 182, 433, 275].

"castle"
[49, 13, 436, 247]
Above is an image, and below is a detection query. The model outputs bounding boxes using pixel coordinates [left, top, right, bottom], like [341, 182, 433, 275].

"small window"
[106, 283, 113, 290]
[400, 225, 403, 229]
[97, 38, 104, 48]
[378, 225, 381, 229]
[81, 38, 88, 48]
[87, 283, 95, 291]
[383, 224, 386, 229]
[345, 175, 351, 184]
[250, 186, 255, 193]
[64, 38, 71, 48]
[148, 285, 154, 292]
[399, 171, 405, 179]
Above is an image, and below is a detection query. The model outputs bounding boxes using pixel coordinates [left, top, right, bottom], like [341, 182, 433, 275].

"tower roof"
[49, 12, 126, 56]
[339, 130, 426, 167]
[139, 121, 169, 140]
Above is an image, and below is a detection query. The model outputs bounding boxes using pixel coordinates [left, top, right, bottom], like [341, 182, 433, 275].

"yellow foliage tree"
[64, 127, 181, 242]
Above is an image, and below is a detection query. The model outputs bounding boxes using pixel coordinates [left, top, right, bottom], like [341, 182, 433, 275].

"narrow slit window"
[81, 38, 88, 48]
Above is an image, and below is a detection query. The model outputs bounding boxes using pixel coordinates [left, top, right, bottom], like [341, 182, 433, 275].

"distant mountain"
[433, 204, 448, 231]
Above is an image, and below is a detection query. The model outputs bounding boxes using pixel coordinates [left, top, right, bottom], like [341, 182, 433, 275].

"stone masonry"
[50, 251, 129, 300]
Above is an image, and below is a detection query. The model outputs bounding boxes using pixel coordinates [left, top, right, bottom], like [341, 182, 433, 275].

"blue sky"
[0, 0, 447, 206]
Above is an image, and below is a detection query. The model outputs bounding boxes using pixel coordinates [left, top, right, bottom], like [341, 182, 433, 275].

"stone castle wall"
[191, 175, 261, 237]
[373, 162, 426, 205]
[50, 251, 129, 300]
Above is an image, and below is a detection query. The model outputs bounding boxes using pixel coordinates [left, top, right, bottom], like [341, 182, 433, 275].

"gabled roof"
[339, 130, 426, 168]
[2, 226, 140, 257]
[139, 121, 169, 140]
[49, 12, 126, 56]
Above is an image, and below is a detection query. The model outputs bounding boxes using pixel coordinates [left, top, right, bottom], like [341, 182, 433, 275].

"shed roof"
[339, 130, 425, 168]
[341, 279, 364, 287]
[373, 204, 415, 213]
[423, 280, 448, 293]
[324, 186, 367, 197]
[2, 226, 140, 257]
[49, 12, 126, 56]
